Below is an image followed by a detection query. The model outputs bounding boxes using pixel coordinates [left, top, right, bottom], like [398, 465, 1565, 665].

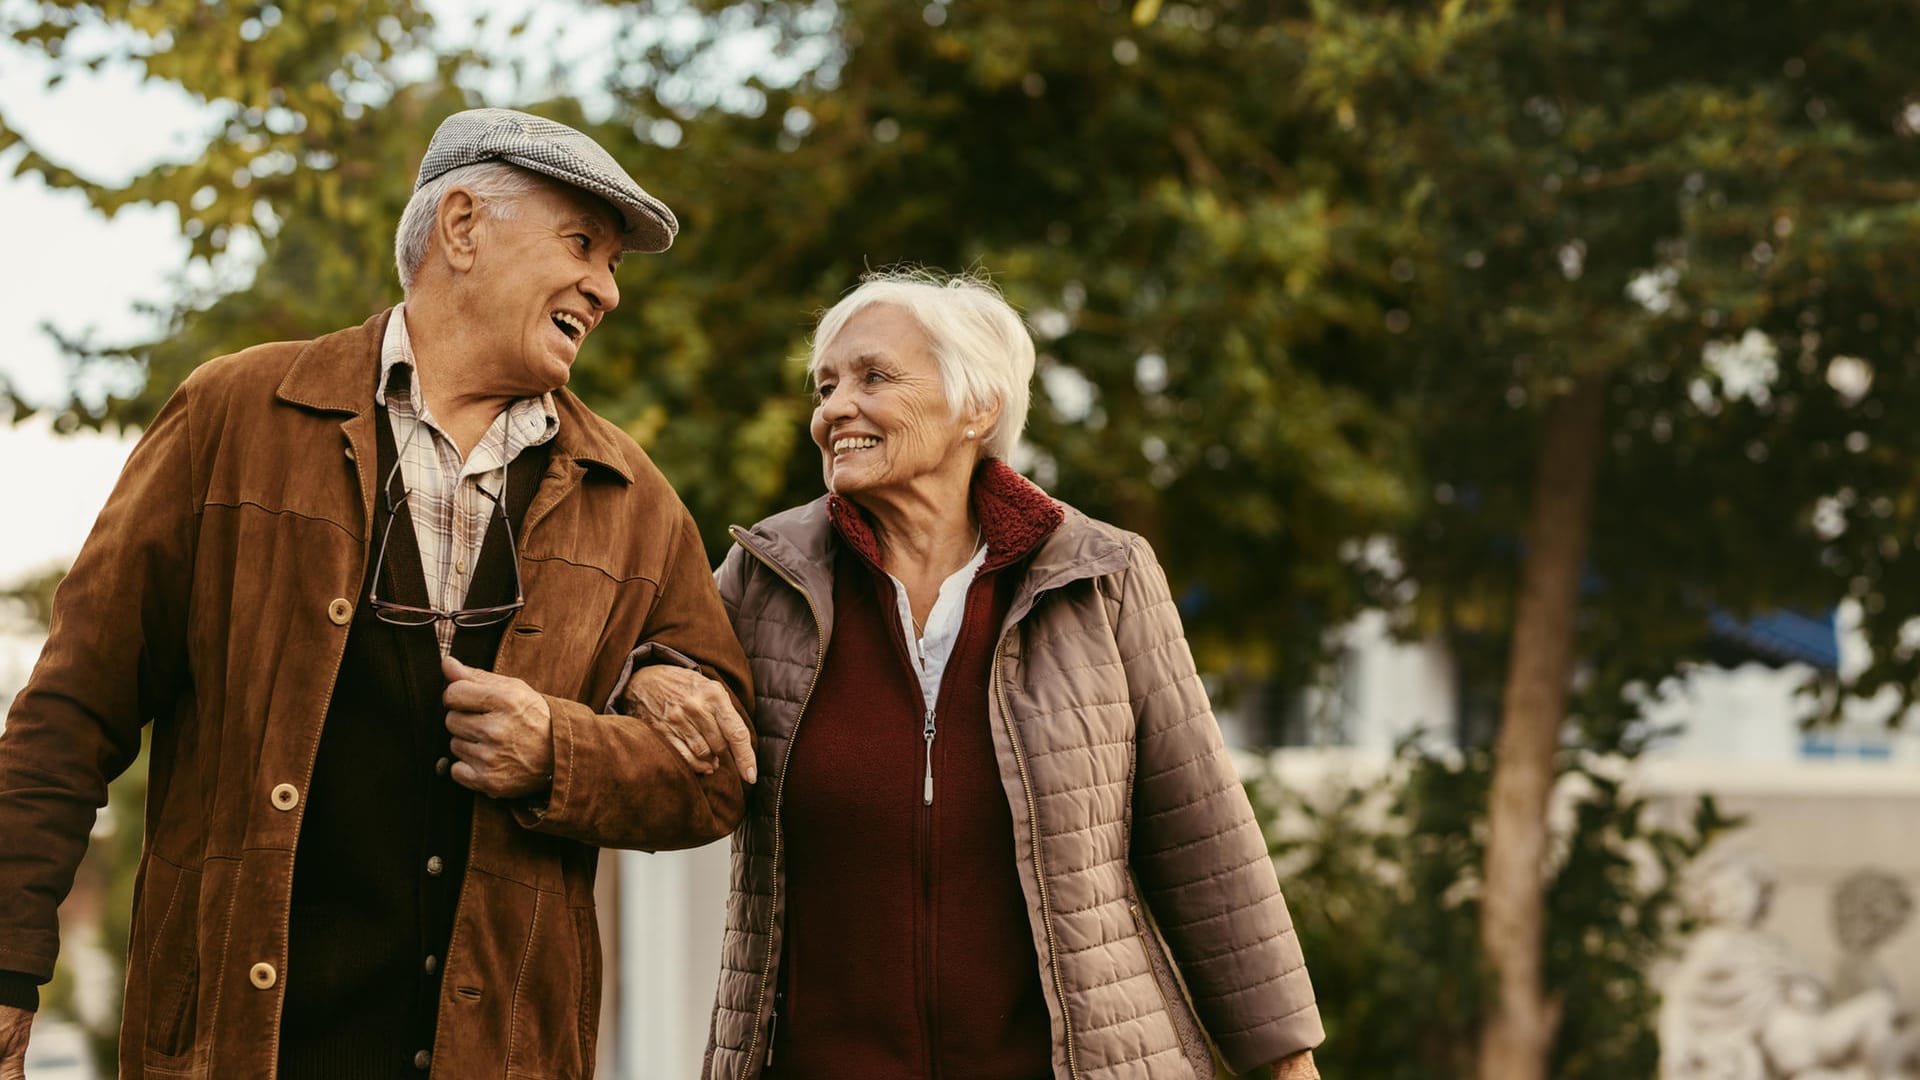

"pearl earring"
[966, 428, 976, 439]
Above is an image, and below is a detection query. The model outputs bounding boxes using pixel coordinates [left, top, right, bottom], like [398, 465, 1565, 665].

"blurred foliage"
[9, 0, 1920, 710]
[2, 0, 1421, 689]
[1257, 744, 1744, 1079]
[1296, 0, 1920, 728]
[0, 564, 65, 630]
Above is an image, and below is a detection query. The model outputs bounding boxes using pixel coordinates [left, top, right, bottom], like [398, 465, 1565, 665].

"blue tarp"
[1706, 609, 1840, 672]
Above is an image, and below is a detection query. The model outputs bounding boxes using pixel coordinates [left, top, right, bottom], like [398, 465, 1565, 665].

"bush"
[1255, 746, 1740, 1079]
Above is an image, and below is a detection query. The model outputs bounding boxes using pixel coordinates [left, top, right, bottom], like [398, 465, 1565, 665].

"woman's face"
[809, 305, 973, 498]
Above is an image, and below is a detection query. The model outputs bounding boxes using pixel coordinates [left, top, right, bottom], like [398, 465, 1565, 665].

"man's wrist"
[0, 970, 40, 1013]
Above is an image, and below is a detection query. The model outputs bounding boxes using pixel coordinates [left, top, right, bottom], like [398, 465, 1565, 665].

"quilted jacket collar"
[738, 460, 1131, 615]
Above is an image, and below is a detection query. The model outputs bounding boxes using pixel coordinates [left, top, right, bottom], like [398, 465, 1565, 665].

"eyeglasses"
[368, 452, 525, 629]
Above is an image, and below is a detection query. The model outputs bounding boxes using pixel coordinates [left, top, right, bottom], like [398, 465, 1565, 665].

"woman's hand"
[618, 665, 758, 784]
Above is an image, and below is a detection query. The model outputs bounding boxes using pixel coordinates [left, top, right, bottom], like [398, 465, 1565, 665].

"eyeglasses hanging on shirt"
[368, 413, 526, 629]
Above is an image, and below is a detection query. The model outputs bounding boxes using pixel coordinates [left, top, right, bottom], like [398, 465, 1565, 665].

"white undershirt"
[887, 541, 989, 710]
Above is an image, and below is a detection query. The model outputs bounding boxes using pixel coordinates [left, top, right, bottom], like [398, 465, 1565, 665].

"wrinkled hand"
[617, 664, 757, 784]
[0, 1004, 31, 1080]
[442, 656, 555, 799]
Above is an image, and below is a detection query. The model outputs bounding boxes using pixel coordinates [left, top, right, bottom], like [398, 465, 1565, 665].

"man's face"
[465, 180, 624, 396]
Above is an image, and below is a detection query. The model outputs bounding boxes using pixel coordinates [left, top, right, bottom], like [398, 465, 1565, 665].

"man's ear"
[436, 188, 483, 273]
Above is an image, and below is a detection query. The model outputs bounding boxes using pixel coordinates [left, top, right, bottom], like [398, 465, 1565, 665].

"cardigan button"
[413, 1049, 432, 1070]
[327, 598, 353, 626]
[270, 784, 299, 811]
[249, 962, 277, 990]
[426, 855, 444, 876]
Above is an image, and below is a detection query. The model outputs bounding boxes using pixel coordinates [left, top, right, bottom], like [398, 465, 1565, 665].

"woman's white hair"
[809, 268, 1036, 461]
[392, 161, 542, 295]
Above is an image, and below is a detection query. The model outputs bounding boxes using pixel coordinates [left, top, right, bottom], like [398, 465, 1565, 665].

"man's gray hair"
[809, 269, 1036, 461]
[393, 161, 542, 295]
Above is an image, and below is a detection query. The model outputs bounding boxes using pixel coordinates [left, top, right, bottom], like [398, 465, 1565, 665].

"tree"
[1301, 3, 1920, 1077]
[1257, 744, 1742, 1080]
[4, 0, 1415, 683]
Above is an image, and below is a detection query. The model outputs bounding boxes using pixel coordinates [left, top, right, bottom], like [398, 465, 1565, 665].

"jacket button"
[413, 1049, 432, 1070]
[249, 962, 277, 990]
[426, 855, 444, 876]
[327, 598, 353, 625]
[270, 784, 300, 811]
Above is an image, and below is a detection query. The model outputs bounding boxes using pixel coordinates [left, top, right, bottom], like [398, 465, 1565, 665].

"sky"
[0, 53, 208, 593]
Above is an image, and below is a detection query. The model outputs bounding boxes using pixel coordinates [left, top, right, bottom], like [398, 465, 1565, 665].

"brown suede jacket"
[0, 310, 751, 1079]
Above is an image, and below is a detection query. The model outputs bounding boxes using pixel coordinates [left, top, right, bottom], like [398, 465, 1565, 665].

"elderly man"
[0, 109, 754, 1079]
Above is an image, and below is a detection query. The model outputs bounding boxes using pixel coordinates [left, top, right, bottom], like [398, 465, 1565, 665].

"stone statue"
[1830, 870, 1920, 1078]
[1659, 848, 1908, 1080]
[1831, 869, 1914, 1003]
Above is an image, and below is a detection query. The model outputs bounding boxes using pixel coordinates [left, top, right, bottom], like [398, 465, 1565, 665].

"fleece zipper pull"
[922, 708, 937, 805]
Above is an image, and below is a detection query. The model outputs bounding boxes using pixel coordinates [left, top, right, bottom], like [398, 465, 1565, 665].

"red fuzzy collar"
[828, 459, 1065, 575]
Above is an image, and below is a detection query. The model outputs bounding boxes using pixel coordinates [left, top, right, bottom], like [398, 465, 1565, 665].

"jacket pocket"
[573, 905, 602, 1067]
[1130, 898, 1210, 1080]
[506, 891, 589, 1079]
[136, 857, 203, 1059]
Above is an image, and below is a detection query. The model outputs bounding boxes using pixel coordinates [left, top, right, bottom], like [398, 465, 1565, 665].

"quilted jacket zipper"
[992, 631, 1079, 1078]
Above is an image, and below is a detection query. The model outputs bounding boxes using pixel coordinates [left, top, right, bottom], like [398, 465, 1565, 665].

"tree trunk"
[1476, 373, 1607, 1080]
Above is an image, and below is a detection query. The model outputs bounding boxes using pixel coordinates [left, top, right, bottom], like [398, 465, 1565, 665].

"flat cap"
[416, 107, 678, 253]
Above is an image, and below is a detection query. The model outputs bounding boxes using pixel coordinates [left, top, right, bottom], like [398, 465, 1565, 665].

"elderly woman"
[702, 271, 1323, 1080]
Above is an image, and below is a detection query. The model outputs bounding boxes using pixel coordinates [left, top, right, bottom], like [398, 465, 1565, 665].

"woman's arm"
[1113, 535, 1326, 1073]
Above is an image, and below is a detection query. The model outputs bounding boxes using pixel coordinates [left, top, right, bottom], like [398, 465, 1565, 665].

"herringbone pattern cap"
[417, 108, 678, 253]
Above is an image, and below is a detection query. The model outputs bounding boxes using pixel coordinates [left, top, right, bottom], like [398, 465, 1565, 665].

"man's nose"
[583, 265, 619, 313]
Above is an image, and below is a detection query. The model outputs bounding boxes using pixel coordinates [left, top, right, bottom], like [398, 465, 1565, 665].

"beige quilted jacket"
[702, 494, 1323, 1080]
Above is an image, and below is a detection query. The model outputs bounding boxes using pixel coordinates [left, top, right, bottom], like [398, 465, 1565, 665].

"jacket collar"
[273, 306, 634, 484]
[825, 459, 1066, 575]
[739, 460, 1132, 614]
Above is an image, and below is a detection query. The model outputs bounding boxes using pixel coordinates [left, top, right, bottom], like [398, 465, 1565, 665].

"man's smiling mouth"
[552, 311, 586, 342]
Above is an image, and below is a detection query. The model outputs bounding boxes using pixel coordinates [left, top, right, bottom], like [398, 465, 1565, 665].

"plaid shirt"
[377, 306, 559, 652]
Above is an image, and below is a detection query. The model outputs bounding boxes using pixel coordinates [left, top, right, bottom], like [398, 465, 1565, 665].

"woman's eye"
[814, 384, 835, 400]
[864, 370, 886, 384]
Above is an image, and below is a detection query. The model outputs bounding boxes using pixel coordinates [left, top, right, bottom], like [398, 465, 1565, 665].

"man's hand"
[617, 665, 757, 785]
[0, 1004, 31, 1080]
[442, 656, 555, 799]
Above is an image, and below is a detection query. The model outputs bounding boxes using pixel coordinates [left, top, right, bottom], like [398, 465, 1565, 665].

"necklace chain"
[909, 524, 984, 640]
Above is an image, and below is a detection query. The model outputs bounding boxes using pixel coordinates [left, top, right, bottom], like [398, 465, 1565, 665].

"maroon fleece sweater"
[766, 464, 1063, 1080]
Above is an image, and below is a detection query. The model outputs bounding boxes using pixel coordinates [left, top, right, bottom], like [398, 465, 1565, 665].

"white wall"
[612, 842, 732, 1079]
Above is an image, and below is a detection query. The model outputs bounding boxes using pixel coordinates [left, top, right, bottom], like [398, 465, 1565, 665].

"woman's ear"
[436, 188, 483, 273]
[969, 396, 1005, 447]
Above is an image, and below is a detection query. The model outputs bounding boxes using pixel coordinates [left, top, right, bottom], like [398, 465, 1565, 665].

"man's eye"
[865, 370, 886, 383]
[571, 234, 592, 251]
